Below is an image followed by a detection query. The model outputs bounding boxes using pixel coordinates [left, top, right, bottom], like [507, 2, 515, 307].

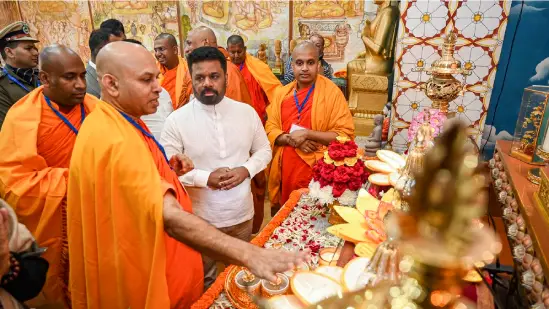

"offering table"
[191, 189, 342, 309]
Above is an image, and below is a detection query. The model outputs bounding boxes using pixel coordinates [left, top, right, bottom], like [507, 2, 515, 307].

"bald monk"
[154, 33, 192, 110]
[184, 26, 252, 105]
[226, 34, 282, 232]
[266, 42, 354, 211]
[67, 41, 308, 309]
[0, 45, 98, 307]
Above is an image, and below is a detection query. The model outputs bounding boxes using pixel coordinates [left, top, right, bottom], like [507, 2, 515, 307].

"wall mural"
[179, 0, 291, 66]
[0, 1, 21, 30]
[18, 1, 93, 63]
[3, 0, 389, 73]
[292, 0, 378, 72]
[90, 1, 180, 53]
[388, 0, 512, 152]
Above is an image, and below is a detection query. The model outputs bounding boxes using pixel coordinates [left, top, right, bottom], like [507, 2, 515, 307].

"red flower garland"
[312, 140, 366, 198]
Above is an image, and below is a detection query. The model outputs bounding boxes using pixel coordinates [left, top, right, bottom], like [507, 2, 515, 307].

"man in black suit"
[86, 29, 111, 98]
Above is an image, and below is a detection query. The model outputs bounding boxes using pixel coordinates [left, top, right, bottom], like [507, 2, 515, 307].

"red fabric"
[240, 63, 269, 125]
[280, 86, 314, 205]
[136, 119, 203, 308]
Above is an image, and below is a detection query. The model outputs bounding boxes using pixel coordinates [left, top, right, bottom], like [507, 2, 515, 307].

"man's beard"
[194, 87, 224, 105]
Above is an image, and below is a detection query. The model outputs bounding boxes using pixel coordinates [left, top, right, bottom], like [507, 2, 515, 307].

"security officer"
[0, 21, 40, 129]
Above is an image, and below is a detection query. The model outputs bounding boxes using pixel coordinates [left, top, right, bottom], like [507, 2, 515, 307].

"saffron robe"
[158, 56, 192, 110]
[241, 54, 282, 124]
[67, 101, 203, 309]
[265, 75, 355, 205]
[0, 86, 97, 306]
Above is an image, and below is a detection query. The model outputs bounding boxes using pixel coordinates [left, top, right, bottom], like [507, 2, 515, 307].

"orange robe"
[226, 61, 253, 106]
[241, 54, 282, 124]
[239, 54, 281, 231]
[158, 56, 192, 110]
[265, 75, 355, 205]
[0, 86, 97, 306]
[217, 46, 230, 58]
[67, 100, 203, 309]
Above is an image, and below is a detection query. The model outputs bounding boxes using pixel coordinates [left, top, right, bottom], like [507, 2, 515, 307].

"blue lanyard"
[44, 95, 85, 135]
[118, 111, 169, 164]
[239, 63, 244, 71]
[294, 84, 315, 120]
[2, 68, 39, 92]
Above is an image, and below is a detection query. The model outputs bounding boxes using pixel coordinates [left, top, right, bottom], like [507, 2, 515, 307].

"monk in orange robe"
[184, 27, 252, 105]
[266, 42, 354, 208]
[0, 45, 98, 307]
[154, 33, 193, 109]
[226, 34, 283, 232]
[67, 41, 307, 309]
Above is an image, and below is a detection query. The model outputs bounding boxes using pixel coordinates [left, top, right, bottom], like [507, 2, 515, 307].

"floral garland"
[309, 137, 368, 206]
[190, 188, 309, 309]
[407, 109, 447, 142]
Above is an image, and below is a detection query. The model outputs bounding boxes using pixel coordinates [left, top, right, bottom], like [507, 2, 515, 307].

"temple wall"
[388, 0, 512, 151]
[1, 1, 384, 72]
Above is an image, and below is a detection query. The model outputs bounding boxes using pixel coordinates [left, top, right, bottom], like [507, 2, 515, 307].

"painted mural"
[0, 1, 21, 30]
[481, 1, 549, 159]
[292, 0, 378, 72]
[18, 1, 93, 62]
[179, 0, 291, 65]
[388, 0, 512, 152]
[90, 1, 180, 52]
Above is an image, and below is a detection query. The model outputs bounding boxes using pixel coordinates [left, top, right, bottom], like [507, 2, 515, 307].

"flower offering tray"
[224, 266, 259, 309]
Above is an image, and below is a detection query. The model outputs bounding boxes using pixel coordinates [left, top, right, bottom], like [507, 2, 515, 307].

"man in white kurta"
[160, 47, 272, 289]
[141, 87, 173, 140]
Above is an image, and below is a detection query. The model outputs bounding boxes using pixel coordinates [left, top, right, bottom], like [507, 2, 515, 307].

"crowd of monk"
[0, 19, 354, 308]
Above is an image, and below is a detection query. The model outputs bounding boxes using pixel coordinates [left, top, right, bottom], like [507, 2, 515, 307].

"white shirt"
[88, 60, 96, 70]
[142, 88, 173, 140]
[161, 97, 272, 228]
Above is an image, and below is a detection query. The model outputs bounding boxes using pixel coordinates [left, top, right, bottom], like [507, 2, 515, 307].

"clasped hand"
[286, 130, 321, 153]
[207, 167, 249, 190]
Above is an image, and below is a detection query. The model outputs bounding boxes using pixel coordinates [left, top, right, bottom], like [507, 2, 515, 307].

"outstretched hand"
[245, 247, 310, 282]
[169, 153, 194, 176]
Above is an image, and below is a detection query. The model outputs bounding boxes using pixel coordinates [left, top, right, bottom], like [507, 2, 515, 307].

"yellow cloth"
[0, 86, 97, 306]
[158, 56, 192, 109]
[67, 100, 203, 308]
[265, 75, 354, 204]
[244, 54, 282, 104]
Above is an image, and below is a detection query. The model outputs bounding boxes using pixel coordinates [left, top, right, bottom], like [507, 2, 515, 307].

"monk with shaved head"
[266, 41, 354, 213]
[67, 41, 307, 309]
[154, 32, 191, 109]
[184, 26, 252, 105]
[0, 44, 99, 307]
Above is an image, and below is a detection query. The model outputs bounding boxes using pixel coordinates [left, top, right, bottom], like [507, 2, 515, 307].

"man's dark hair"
[186, 46, 227, 75]
[227, 35, 245, 46]
[124, 38, 142, 45]
[88, 29, 111, 62]
[0, 41, 19, 60]
[155, 33, 178, 47]
[100, 19, 125, 37]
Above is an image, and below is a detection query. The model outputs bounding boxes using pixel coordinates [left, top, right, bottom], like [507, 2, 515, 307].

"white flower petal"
[407, 4, 424, 19]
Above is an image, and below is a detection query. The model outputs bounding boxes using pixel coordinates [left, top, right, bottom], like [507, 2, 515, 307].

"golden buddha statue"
[347, 0, 399, 115]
